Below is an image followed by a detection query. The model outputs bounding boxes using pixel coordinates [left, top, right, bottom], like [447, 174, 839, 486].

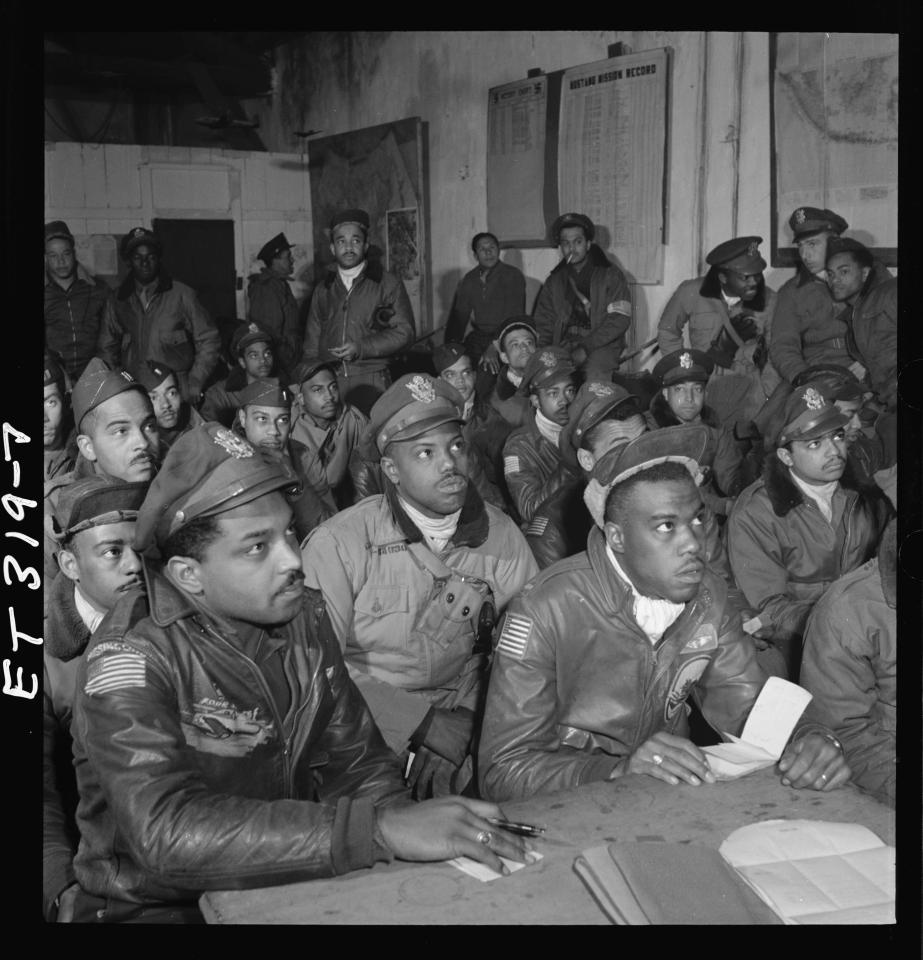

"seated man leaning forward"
[301, 374, 538, 801]
[70, 422, 532, 923]
[478, 425, 850, 802]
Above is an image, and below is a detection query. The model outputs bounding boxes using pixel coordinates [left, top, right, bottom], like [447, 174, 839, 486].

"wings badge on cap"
[407, 375, 436, 403]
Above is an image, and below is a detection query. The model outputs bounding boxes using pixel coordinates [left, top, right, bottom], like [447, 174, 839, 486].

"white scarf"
[398, 496, 461, 553]
[606, 544, 685, 644]
[337, 261, 366, 291]
[721, 288, 741, 310]
[74, 585, 106, 634]
[506, 368, 523, 388]
[535, 409, 564, 447]
[790, 470, 838, 523]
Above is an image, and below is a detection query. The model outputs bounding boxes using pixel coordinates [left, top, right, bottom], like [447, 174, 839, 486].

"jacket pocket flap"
[355, 584, 409, 618]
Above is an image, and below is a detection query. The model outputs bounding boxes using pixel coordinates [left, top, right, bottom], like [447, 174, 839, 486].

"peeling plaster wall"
[258, 30, 790, 367]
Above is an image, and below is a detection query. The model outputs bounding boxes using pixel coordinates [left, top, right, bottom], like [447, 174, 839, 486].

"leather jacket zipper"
[203, 622, 298, 797]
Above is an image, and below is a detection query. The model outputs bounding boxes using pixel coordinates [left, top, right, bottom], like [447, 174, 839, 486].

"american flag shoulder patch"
[504, 455, 521, 475]
[496, 613, 533, 660]
[85, 650, 148, 697]
[525, 516, 549, 537]
[606, 299, 632, 316]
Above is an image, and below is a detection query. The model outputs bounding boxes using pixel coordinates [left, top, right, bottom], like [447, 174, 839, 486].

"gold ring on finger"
[651, 754, 664, 766]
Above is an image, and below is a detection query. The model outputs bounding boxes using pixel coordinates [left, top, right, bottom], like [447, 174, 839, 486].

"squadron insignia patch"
[496, 614, 533, 660]
[606, 299, 631, 316]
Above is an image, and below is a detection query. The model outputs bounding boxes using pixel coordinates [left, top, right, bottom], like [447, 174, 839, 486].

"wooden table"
[200, 769, 894, 924]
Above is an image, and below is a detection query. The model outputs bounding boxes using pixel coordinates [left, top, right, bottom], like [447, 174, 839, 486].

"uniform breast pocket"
[161, 328, 193, 367]
[688, 310, 719, 346]
[354, 584, 411, 647]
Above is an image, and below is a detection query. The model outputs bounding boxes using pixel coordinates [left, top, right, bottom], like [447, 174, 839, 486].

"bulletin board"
[770, 33, 898, 267]
[487, 48, 669, 284]
[308, 117, 432, 334]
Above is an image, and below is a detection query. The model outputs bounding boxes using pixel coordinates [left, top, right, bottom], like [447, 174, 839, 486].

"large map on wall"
[772, 33, 898, 264]
[308, 118, 430, 334]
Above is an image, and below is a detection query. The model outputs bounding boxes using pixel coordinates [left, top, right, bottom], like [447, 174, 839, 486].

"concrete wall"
[255, 30, 791, 369]
[44, 142, 315, 317]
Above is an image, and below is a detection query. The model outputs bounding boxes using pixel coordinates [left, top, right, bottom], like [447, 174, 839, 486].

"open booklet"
[702, 676, 813, 779]
[719, 820, 895, 924]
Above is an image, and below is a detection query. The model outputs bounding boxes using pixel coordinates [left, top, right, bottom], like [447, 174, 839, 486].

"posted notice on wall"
[487, 77, 549, 243]
[558, 49, 667, 283]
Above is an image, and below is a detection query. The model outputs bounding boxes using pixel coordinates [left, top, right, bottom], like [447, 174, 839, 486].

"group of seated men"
[42, 203, 897, 922]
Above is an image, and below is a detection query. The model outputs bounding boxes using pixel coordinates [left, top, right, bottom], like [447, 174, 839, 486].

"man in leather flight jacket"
[479, 426, 850, 803]
[70, 421, 530, 921]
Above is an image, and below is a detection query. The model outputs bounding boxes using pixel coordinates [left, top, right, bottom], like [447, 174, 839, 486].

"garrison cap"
[45, 220, 74, 246]
[44, 350, 66, 388]
[52, 477, 148, 543]
[330, 208, 371, 232]
[776, 383, 850, 447]
[551, 212, 595, 243]
[257, 232, 294, 264]
[652, 349, 715, 387]
[72, 358, 149, 432]
[293, 358, 338, 384]
[132, 359, 176, 392]
[518, 346, 577, 395]
[238, 377, 293, 409]
[788, 207, 848, 239]
[496, 317, 537, 352]
[232, 322, 274, 356]
[432, 341, 469, 375]
[120, 226, 161, 259]
[369, 373, 463, 454]
[794, 363, 866, 402]
[705, 236, 766, 274]
[559, 380, 639, 464]
[133, 421, 298, 553]
[583, 424, 709, 529]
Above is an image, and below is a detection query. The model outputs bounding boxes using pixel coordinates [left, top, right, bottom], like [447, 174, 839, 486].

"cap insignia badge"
[588, 382, 614, 398]
[213, 428, 255, 459]
[747, 242, 759, 257]
[247, 322, 259, 333]
[540, 351, 556, 368]
[679, 352, 694, 369]
[794, 208, 806, 224]
[407, 375, 436, 404]
[803, 387, 825, 411]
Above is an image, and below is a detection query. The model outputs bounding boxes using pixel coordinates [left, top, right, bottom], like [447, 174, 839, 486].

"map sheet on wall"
[557, 49, 667, 284]
[308, 117, 430, 333]
[487, 77, 549, 243]
[772, 33, 898, 260]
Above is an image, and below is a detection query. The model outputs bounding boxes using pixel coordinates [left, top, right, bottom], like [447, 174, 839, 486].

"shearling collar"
[761, 454, 868, 517]
[44, 573, 92, 661]
[384, 480, 489, 549]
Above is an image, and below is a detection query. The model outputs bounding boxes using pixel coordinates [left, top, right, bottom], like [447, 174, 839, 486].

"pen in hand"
[487, 818, 547, 838]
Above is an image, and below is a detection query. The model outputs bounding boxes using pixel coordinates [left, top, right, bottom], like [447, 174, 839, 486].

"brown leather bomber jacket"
[71, 567, 407, 906]
[479, 527, 830, 802]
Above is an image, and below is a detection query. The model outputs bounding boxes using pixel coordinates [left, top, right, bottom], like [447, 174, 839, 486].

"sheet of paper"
[719, 820, 894, 924]
[447, 850, 543, 882]
[701, 736, 776, 780]
[739, 677, 813, 758]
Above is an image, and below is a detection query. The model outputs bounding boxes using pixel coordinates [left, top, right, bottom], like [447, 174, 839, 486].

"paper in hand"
[447, 850, 543, 882]
[703, 677, 812, 780]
